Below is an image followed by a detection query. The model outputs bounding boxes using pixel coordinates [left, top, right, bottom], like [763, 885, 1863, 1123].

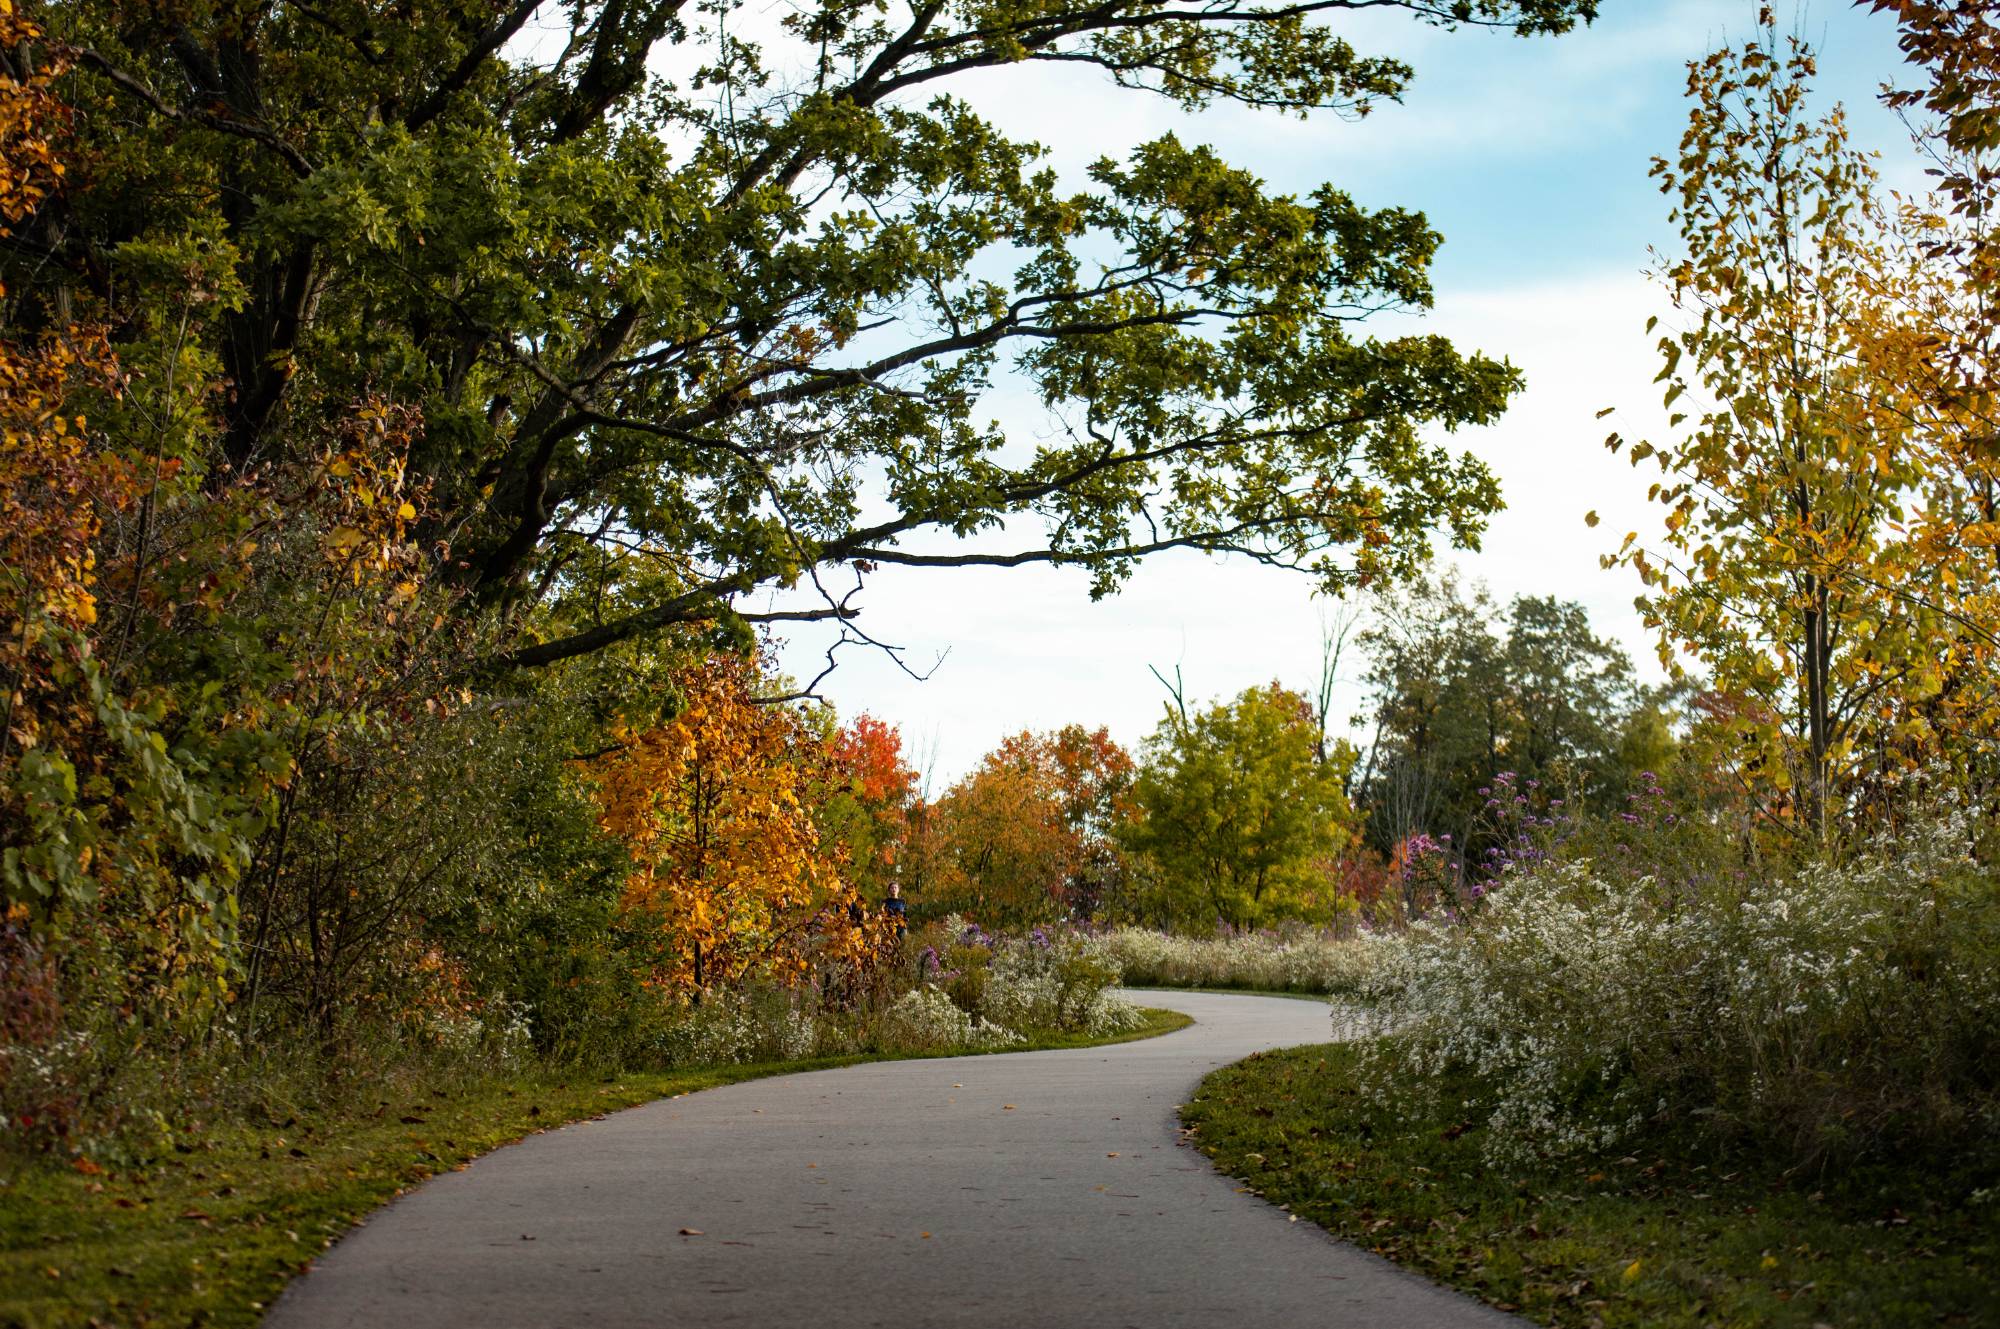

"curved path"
[267, 991, 1517, 1328]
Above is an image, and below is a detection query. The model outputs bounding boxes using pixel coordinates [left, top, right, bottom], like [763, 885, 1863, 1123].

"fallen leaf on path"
[1002, 1105, 1015, 1111]
[921, 1232, 932, 1239]
[679, 1228, 704, 1236]
[1107, 1152, 1119, 1158]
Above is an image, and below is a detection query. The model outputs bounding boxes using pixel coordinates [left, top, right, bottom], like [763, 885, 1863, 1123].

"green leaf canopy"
[38, 0, 1599, 665]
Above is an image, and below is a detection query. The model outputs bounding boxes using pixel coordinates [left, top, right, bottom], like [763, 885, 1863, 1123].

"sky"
[763, 0, 1919, 785]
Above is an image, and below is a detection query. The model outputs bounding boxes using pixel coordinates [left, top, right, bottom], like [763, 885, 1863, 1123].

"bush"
[911, 918, 1143, 1036]
[986, 930, 1145, 1036]
[654, 987, 827, 1067]
[1370, 802, 2000, 1166]
[877, 987, 1023, 1053]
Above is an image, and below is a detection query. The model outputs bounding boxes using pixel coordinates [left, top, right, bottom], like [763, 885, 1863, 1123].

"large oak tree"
[27, 0, 1598, 668]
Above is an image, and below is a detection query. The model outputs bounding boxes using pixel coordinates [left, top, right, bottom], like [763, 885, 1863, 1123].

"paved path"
[267, 990, 1518, 1328]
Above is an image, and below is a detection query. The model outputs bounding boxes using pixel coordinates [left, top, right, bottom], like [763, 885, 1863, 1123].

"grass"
[1182, 1041, 2000, 1329]
[0, 1006, 1190, 1328]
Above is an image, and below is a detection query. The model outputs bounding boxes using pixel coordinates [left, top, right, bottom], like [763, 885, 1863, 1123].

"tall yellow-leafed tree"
[1602, 19, 1933, 839]
[1847, 0, 2000, 800]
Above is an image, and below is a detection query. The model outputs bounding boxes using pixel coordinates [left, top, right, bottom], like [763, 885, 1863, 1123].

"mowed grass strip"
[1, 1006, 1191, 1328]
[1182, 1041, 1999, 1329]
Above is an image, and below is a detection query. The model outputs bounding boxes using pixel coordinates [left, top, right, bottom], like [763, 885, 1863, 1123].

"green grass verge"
[1183, 1041, 1999, 1329]
[0, 1006, 1190, 1328]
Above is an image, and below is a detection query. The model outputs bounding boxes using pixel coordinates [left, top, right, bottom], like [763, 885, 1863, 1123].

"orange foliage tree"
[923, 726, 1134, 925]
[817, 714, 919, 897]
[588, 655, 887, 995]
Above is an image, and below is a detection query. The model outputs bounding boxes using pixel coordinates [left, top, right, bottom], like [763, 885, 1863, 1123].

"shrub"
[985, 930, 1144, 1035]
[877, 988, 1023, 1053]
[1370, 802, 2000, 1166]
[912, 917, 1141, 1035]
[654, 988, 827, 1067]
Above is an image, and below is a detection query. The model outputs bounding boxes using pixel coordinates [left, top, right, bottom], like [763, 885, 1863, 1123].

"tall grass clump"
[1370, 801, 2000, 1168]
[1100, 924, 1385, 996]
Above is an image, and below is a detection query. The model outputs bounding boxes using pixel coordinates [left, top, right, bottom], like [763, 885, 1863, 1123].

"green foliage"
[33, 0, 1599, 676]
[1354, 573, 1676, 868]
[4, 0, 1606, 1160]
[1121, 683, 1360, 927]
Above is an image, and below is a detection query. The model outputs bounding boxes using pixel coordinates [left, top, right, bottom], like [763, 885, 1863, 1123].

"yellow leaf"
[1622, 1260, 1643, 1283]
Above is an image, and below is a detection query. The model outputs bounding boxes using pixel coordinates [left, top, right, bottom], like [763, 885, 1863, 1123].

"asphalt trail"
[266, 990, 1518, 1328]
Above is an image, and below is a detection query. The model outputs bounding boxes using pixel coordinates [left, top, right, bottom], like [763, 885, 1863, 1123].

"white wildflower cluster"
[983, 932, 1139, 1034]
[655, 989, 823, 1067]
[1371, 812, 2000, 1164]
[879, 987, 1024, 1053]
[409, 997, 537, 1067]
[1099, 925, 1385, 995]
[0, 1027, 91, 1136]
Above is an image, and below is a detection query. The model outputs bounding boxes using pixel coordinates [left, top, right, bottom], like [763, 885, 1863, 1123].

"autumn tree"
[1602, 23, 1924, 839]
[920, 726, 1133, 925]
[0, 15, 261, 1028]
[1042, 725, 1138, 918]
[1609, 18, 2000, 837]
[590, 655, 883, 994]
[1121, 683, 1360, 928]
[817, 714, 919, 897]
[924, 758, 1075, 927]
[1847, 0, 2000, 801]
[1, 7, 515, 1060]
